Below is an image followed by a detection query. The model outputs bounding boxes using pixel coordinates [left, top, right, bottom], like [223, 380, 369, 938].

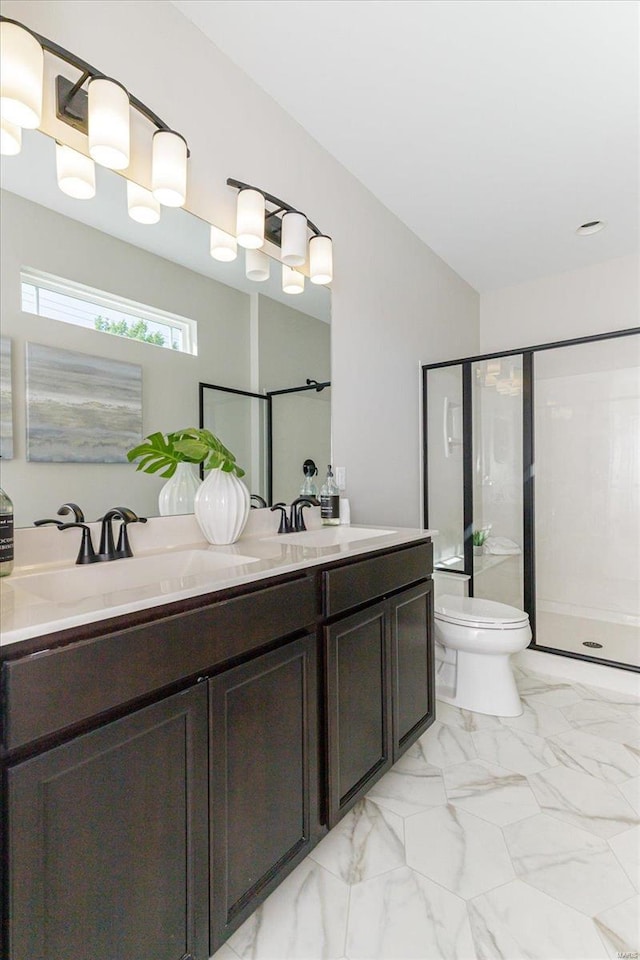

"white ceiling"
[172, 0, 639, 293]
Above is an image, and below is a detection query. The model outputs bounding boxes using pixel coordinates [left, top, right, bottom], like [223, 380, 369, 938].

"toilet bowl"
[435, 594, 531, 717]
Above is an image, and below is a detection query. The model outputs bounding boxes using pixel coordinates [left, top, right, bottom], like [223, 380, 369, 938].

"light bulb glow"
[55, 142, 96, 199]
[282, 264, 304, 295]
[88, 78, 130, 170]
[236, 188, 264, 249]
[281, 211, 307, 266]
[152, 130, 188, 207]
[246, 248, 270, 282]
[0, 21, 43, 128]
[309, 235, 333, 285]
[210, 226, 237, 262]
[127, 180, 161, 224]
[1, 117, 22, 155]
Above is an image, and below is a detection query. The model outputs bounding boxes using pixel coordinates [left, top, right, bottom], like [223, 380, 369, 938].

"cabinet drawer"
[322, 541, 433, 618]
[2, 575, 315, 752]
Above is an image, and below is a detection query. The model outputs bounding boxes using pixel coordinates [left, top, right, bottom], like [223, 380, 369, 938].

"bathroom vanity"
[0, 522, 434, 960]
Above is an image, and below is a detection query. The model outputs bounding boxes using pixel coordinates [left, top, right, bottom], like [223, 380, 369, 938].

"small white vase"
[194, 467, 250, 544]
[158, 462, 201, 516]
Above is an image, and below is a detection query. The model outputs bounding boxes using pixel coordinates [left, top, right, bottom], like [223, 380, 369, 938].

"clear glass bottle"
[320, 464, 340, 526]
[0, 482, 14, 577]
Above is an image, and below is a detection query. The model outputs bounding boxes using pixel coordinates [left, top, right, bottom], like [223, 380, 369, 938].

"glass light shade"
[281, 211, 307, 266]
[152, 130, 187, 207]
[88, 78, 130, 170]
[236, 188, 264, 249]
[309, 234, 333, 284]
[55, 143, 96, 199]
[127, 180, 161, 224]
[1, 117, 22, 155]
[209, 225, 237, 262]
[282, 264, 304, 295]
[245, 248, 270, 282]
[0, 21, 43, 128]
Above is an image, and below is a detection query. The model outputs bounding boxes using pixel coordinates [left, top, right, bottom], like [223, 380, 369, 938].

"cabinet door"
[209, 633, 318, 951]
[325, 602, 393, 827]
[7, 684, 209, 960]
[390, 580, 435, 759]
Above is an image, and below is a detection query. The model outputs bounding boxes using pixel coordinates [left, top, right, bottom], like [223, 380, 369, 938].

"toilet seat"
[435, 594, 529, 630]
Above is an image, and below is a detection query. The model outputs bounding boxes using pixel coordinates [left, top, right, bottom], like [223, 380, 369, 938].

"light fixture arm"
[226, 177, 323, 237]
[0, 15, 190, 152]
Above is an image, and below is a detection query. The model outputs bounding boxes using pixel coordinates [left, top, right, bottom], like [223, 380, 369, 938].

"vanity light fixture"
[127, 181, 161, 224]
[228, 178, 333, 287]
[209, 226, 237, 262]
[246, 248, 270, 282]
[0, 117, 22, 155]
[55, 142, 96, 199]
[282, 264, 304, 295]
[0, 19, 44, 129]
[88, 77, 130, 170]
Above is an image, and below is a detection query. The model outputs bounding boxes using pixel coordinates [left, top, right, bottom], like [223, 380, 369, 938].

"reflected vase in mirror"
[194, 468, 250, 545]
[158, 462, 201, 517]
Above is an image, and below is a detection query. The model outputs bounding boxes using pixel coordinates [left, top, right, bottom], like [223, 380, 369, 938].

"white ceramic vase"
[158, 462, 201, 516]
[194, 467, 250, 544]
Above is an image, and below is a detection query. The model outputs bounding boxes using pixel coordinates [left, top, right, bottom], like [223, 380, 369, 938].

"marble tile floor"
[212, 665, 640, 960]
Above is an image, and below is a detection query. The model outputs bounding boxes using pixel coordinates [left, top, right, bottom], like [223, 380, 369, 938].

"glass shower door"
[425, 364, 465, 571]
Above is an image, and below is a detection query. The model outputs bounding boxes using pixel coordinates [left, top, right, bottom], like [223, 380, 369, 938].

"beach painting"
[0, 337, 13, 460]
[26, 343, 142, 462]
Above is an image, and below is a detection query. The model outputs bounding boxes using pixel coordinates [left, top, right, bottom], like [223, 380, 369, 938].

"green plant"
[94, 315, 166, 346]
[127, 428, 245, 479]
[472, 529, 487, 547]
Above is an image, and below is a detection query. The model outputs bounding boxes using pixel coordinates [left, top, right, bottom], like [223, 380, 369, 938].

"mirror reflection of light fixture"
[281, 211, 307, 266]
[210, 226, 237, 262]
[55, 142, 96, 199]
[228, 178, 333, 285]
[309, 235, 333, 285]
[0, 20, 44, 129]
[152, 130, 187, 207]
[246, 248, 270, 282]
[0, 116, 22, 155]
[236, 188, 265, 249]
[282, 264, 304, 295]
[88, 77, 130, 170]
[127, 180, 161, 224]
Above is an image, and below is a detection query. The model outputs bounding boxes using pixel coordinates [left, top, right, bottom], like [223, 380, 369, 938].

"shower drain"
[583, 641, 604, 649]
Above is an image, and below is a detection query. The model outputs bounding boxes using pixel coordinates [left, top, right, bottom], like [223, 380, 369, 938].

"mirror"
[0, 129, 331, 526]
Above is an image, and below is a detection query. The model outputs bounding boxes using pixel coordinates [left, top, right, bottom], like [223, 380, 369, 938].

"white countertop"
[0, 516, 434, 649]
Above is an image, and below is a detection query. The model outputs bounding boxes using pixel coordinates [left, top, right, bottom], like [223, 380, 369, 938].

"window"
[20, 269, 197, 356]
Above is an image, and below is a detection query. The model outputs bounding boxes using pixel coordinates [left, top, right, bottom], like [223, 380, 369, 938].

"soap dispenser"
[300, 459, 318, 498]
[320, 465, 340, 526]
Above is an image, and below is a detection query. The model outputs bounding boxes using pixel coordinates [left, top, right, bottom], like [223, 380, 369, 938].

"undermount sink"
[12, 549, 261, 604]
[266, 527, 396, 548]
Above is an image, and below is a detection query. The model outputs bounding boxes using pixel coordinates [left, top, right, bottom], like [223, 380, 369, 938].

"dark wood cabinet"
[6, 684, 209, 960]
[390, 580, 435, 758]
[208, 633, 319, 952]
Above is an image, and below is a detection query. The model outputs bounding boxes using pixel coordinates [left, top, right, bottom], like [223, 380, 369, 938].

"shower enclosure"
[423, 327, 639, 671]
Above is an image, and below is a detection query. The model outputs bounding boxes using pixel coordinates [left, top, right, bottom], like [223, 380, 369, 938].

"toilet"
[434, 592, 531, 717]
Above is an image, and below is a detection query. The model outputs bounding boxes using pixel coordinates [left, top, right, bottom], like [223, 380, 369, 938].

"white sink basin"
[266, 527, 396, 548]
[12, 549, 260, 604]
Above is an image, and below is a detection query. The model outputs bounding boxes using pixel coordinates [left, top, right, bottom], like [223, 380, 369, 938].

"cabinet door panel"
[326, 603, 392, 826]
[7, 685, 208, 960]
[209, 634, 318, 950]
[391, 581, 435, 757]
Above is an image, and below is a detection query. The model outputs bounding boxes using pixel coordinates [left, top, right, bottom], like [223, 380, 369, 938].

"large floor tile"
[416, 720, 477, 767]
[528, 765, 639, 838]
[405, 804, 514, 899]
[436, 700, 503, 732]
[228, 859, 349, 960]
[472, 725, 558, 776]
[618, 776, 640, 815]
[594, 895, 640, 960]
[503, 813, 635, 916]
[443, 759, 540, 826]
[561, 699, 634, 728]
[516, 675, 586, 708]
[309, 798, 405, 884]
[211, 944, 240, 960]
[547, 728, 640, 784]
[577, 718, 640, 748]
[346, 865, 476, 960]
[366, 752, 447, 817]
[501, 699, 572, 737]
[468, 880, 609, 959]
[608, 825, 640, 891]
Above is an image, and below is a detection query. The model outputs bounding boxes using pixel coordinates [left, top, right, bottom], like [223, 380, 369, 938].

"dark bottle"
[0, 482, 14, 577]
[320, 465, 340, 526]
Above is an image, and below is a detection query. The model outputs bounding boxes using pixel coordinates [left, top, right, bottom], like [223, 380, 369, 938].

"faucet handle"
[58, 522, 99, 564]
[34, 518, 64, 528]
[270, 503, 291, 534]
[57, 502, 85, 523]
